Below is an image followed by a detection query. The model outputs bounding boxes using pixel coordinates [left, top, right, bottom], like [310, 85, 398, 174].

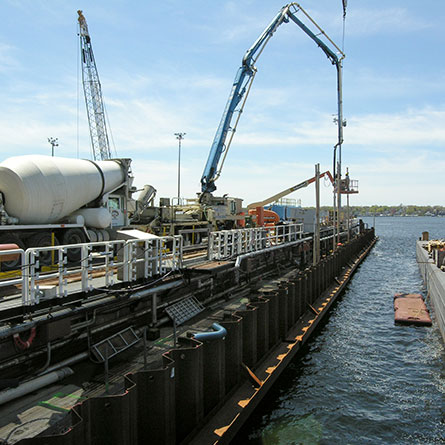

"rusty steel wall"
[17, 229, 376, 445]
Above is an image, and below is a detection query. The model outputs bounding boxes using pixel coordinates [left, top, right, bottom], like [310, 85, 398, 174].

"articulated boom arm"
[78, 10, 112, 161]
[200, 6, 290, 195]
[247, 170, 333, 210]
[200, 3, 344, 196]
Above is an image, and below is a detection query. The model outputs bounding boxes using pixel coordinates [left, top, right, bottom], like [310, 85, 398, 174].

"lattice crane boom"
[78, 10, 112, 161]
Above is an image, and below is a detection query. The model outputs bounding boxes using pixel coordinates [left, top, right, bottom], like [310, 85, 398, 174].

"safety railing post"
[208, 232, 214, 260]
[158, 239, 164, 275]
[223, 231, 228, 258]
[81, 245, 91, 292]
[143, 239, 149, 279]
[154, 239, 160, 275]
[123, 242, 130, 282]
[177, 235, 183, 269]
[22, 250, 29, 306]
[29, 251, 37, 305]
[58, 247, 67, 298]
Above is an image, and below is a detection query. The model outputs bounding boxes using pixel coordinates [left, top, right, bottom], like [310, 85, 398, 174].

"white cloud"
[345, 152, 445, 205]
[232, 107, 445, 150]
[347, 108, 445, 148]
[123, 102, 445, 207]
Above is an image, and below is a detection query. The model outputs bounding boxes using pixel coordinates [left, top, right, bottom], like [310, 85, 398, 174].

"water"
[235, 217, 445, 444]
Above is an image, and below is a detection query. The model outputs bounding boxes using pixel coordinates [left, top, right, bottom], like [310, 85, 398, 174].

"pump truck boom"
[200, 3, 344, 202]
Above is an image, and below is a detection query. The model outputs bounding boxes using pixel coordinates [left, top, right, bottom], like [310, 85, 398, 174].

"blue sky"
[1, 0, 444, 206]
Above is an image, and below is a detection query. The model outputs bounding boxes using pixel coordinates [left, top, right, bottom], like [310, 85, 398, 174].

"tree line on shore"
[312, 205, 445, 217]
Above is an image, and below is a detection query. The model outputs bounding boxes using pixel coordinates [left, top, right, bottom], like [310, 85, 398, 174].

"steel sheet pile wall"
[17, 229, 375, 445]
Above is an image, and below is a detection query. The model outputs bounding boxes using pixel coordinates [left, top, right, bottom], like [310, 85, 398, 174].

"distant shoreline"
[301, 206, 445, 218]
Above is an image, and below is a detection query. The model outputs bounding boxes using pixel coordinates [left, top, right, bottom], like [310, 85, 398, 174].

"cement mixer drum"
[0, 155, 125, 224]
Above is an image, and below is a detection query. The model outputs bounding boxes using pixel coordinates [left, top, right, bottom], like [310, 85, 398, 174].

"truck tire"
[27, 232, 59, 266]
[0, 234, 25, 271]
[62, 229, 87, 263]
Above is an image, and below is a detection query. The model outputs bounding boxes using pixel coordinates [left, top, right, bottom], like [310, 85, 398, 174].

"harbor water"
[235, 216, 445, 444]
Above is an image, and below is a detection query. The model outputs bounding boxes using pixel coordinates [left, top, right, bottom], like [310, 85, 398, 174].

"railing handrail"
[0, 222, 360, 309]
[0, 236, 183, 308]
[208, 223, 304, 261]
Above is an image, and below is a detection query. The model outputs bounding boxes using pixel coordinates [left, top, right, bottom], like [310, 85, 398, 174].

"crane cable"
[103, 102, 118, 158]
[77, 23, 80, 159]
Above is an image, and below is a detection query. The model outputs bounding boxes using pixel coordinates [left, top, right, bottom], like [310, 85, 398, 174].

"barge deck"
[0, 225, 376, 444]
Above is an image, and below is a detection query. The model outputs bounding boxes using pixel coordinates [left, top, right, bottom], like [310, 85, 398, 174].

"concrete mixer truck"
[0, 155, 143, 268]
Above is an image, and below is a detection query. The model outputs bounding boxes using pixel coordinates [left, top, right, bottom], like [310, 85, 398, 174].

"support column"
[313, 163, 320, 265]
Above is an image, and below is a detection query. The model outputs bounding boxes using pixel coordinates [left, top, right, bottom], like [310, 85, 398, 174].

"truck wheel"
[27, 232, 58, 266]
[62, 229, 87, 263]
[0, 234, 25, 271]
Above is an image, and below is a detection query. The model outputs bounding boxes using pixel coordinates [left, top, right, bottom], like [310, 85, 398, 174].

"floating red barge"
[394, 293, 432, 326]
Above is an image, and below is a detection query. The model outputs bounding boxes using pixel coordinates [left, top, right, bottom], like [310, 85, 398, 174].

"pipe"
[0, 367, 74, 406]
[37, 352, 88, 377]
[234, 236, 312, 268]
[130, 279, 183, 300]
[0, 279, 184, 341]
[192, 322, 227, 342]
[0, 336, 73, 372]
[36, 342, 51, 374]
[0, 289, 181, 373]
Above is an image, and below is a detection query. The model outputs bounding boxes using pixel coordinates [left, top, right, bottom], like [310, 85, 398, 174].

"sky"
[0, 0, 444, 207]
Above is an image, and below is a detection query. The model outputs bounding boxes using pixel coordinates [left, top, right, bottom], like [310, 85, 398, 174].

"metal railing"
[178, 227, 210, 252]
[0, 248, 27, 304]
[274, 197, 297, 207]
[0, 220, 363, 308]
[208, 223, 304, 261]
[0, 236, 182, 308]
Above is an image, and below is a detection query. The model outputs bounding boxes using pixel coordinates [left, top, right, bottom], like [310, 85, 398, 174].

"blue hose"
[192, 323, 227, 342]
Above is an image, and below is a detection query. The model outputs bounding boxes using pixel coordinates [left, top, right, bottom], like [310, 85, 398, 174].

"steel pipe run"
[0, 280, 181, 341]
[37, 352, 88, 377]
[130, 280, 184, 300]
[192, 323, 227, 342]
[234, 237, 312, 268]
[0, 367, 74, 406]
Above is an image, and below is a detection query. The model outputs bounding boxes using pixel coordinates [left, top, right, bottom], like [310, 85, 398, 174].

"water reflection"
[235, 217, 445, 445]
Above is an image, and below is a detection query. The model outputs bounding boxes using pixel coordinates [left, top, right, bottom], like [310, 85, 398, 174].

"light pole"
[174, 132, 186, 201]
[48, 137, 59, 157]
